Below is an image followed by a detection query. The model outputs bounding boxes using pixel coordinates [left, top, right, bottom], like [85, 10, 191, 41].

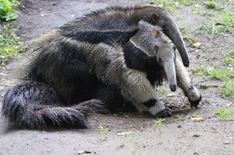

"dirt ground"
[0, 0, 234, 155]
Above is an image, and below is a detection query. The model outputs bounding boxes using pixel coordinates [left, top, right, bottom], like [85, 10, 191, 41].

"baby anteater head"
[130, 21, 177, 91]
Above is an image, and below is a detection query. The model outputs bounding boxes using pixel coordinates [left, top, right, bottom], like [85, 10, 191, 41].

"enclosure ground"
[0, 0, 234, 155]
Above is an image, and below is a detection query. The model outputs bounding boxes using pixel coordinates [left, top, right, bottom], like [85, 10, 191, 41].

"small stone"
[223, 141, 230, 145]
[177, 125, 182, 128]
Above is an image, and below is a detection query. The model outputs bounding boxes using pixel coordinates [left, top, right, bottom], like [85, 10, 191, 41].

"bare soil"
[0, 0, 234, 155]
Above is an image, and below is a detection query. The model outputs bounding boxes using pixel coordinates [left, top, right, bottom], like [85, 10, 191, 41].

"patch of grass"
[151, 0, 195, 12]
[216, 10, 234, 34]
[0, 0, 20, 21]
[153, 118, 165, 127]
[153, 118, 165, 134]
[191, 65, 233, 80]
[196, 21, 215, 36]
[199, 83, 210, 89]
[174, 114, 190, 121]
[204, 0, 217, 9]
[221, 80, 234, 100]
[224, 50, 234, 67]
[179, 25, 195, 47]
[214, 108, 234, 120]
[224, 56, 233, 63]
[180, 0, 195, 6]
[191, 64, 234, 101]
[157, 86, 168, 94]
[98, 125, 109, 140]
[0, 23, 23, 67]
[196, 9, 234, 35]
[151, 0, 179, 11]
[192, 5, 216, 19]
[0, 0, 22, 68]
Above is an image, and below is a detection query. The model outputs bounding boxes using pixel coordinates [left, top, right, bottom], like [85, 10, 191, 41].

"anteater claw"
[155, 108, 172, 118]
[189, 95, 202, 108]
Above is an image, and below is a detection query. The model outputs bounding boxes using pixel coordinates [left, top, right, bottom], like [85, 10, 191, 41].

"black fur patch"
[63, 29, 138, 46]
[123, 41, 164, 86]
[189, 95, 202, 108]
[154, 108, 172, 118]
[143, 99, 156, 108]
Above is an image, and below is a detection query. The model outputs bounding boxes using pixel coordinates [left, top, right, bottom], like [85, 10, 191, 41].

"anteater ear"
[151, 13, 159, 24]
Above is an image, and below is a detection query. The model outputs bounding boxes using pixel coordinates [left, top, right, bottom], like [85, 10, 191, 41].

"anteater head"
[130, 21, 177, 91]
[134, 6, 189, 67]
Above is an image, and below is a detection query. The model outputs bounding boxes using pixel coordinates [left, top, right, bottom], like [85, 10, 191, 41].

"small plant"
[196, 20, 217, 36]
[204, 0, 217, 9]
[221, 80, 234, 100]
[0, 0, 20, 21]
[225, 50, 234, 65]
[98, 125, 109, 140]
[192, 133, 201, 137]
[199, 83, 210, 89]
[179, 25, 195, 47]
[214, 108, 234, 120]
[179, 0, 195, 6]
[191, 65, 232, 80]
[174, 114, 191, 121]
[224, 56, 233, 63]
[151, 0, 179, 11]
[151, 0, 195, 12]
[0, 23, 23, 66]
[153, 118, 165, 134]
[157, 86, 168, 94]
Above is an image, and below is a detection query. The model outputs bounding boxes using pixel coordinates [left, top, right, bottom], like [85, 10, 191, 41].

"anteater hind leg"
[175, 57, 202, 108]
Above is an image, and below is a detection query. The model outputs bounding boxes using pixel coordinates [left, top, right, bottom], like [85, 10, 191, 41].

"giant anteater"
[2, 6, 201, 129]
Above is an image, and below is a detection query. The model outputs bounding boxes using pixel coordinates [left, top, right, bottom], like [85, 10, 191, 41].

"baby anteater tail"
[1, 81, 103, 129]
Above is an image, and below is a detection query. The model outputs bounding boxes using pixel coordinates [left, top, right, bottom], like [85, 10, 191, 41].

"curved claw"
[154, 108, 172, 118]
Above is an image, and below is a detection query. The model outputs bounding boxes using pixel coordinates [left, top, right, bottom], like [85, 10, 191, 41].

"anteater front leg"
[120, 69, 172, 117]
[175, 56, 202, 108]
[88, 43, 172, 118]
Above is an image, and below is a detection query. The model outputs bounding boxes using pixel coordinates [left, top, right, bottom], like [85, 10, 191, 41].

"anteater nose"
[170, 84, 177, 92]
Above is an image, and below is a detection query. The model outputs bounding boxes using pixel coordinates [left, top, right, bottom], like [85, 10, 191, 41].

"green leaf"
[224, 56, 233, 63]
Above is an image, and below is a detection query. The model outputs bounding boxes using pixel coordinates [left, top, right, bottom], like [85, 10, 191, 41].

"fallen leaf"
[193, 42, 201, 48]
[167, 93, 176, 97]
[117, 131, 132, 136]
[191, 117, 204, 122]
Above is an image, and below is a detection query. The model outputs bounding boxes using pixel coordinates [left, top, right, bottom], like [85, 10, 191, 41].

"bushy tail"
[1, 81, 103, 129]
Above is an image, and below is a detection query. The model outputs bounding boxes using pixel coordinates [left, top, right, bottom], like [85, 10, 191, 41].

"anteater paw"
[189, 95, 202, 108]
[154, 108, 172, 118]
